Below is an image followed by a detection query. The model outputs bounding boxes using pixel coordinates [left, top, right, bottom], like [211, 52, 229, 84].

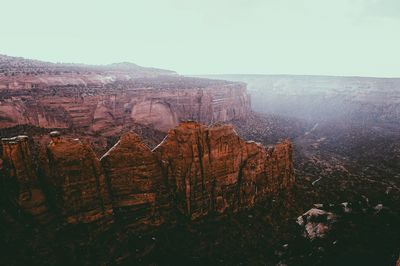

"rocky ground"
[232, 112, 400, 265]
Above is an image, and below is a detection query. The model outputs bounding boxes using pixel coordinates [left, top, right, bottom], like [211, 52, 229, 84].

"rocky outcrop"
[0, 122, 295, 265]
[297, 208, 336, 240]
[100, 132, 169, 228]
[1, 122, 294, 228]
[154, 121, 294, 219]
[42, 131, 113, 225]
[0, 135, 51, 224]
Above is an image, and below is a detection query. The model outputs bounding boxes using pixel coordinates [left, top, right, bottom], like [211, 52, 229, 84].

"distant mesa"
[0, 54, 176, 78]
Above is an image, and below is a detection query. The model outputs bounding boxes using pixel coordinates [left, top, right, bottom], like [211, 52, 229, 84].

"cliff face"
[0, 82, 250, 133]
[1, 122, 294, 229]
[100, 132, 169, 228]
[0, 56, 250, 133]
[154, 122, 294, 219]
[42, 132, 113, 225]
[128, 85, 250, 132]
[0, 55, 250, 133]
[207, 74, 400, 125]
[1, 136, 51, 224]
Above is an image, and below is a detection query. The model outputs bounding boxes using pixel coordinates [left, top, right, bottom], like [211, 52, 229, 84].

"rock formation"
[41, 131, 113, 225]
[297, 208, 336, 240]
[154, 121, 294, 219]
[0, 121, 295, 265]
[0, 55, 250, 133]
[1, 122, 294, 228]
[0, 80, 249, 133]
[100, 132, 169, 228]
[1, 135, 51, 224]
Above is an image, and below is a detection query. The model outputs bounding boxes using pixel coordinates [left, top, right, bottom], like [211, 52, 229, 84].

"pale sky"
[1, 0, 399, 77]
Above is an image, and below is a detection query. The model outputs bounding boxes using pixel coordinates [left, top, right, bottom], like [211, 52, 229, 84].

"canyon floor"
[232, 112, 400, 265]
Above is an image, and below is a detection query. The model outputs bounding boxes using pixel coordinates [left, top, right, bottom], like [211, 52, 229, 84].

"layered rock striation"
[0, 78, 249, 133]
[0, 54, 251, 133]
[1, 122, 294, 230]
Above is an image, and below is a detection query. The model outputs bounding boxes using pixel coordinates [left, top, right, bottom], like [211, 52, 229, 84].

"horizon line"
[2, 52, 400, 80]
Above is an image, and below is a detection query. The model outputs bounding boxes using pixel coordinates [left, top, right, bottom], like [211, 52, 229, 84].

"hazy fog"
[201, 74, 400, 125]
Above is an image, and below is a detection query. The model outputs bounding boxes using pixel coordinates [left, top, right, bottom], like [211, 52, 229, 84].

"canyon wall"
[1, 122, 294, 230]
[154, 122, 294, 219]
[0, 77, 250, 133]
[204, 74, 400, 124]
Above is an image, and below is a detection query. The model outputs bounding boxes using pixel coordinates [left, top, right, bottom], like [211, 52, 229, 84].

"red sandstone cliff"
[1, 136, 51, 224]
[0, 80, 249, 133]
[42, 132, 113, 225]
[1, 122, 294, 229]
[0, 55, 250, 133]
[100, 132, 170, 228]
[154, 121, 294, 219]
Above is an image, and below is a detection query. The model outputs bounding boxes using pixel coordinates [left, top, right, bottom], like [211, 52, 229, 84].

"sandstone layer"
[0, 79, 249, 133]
